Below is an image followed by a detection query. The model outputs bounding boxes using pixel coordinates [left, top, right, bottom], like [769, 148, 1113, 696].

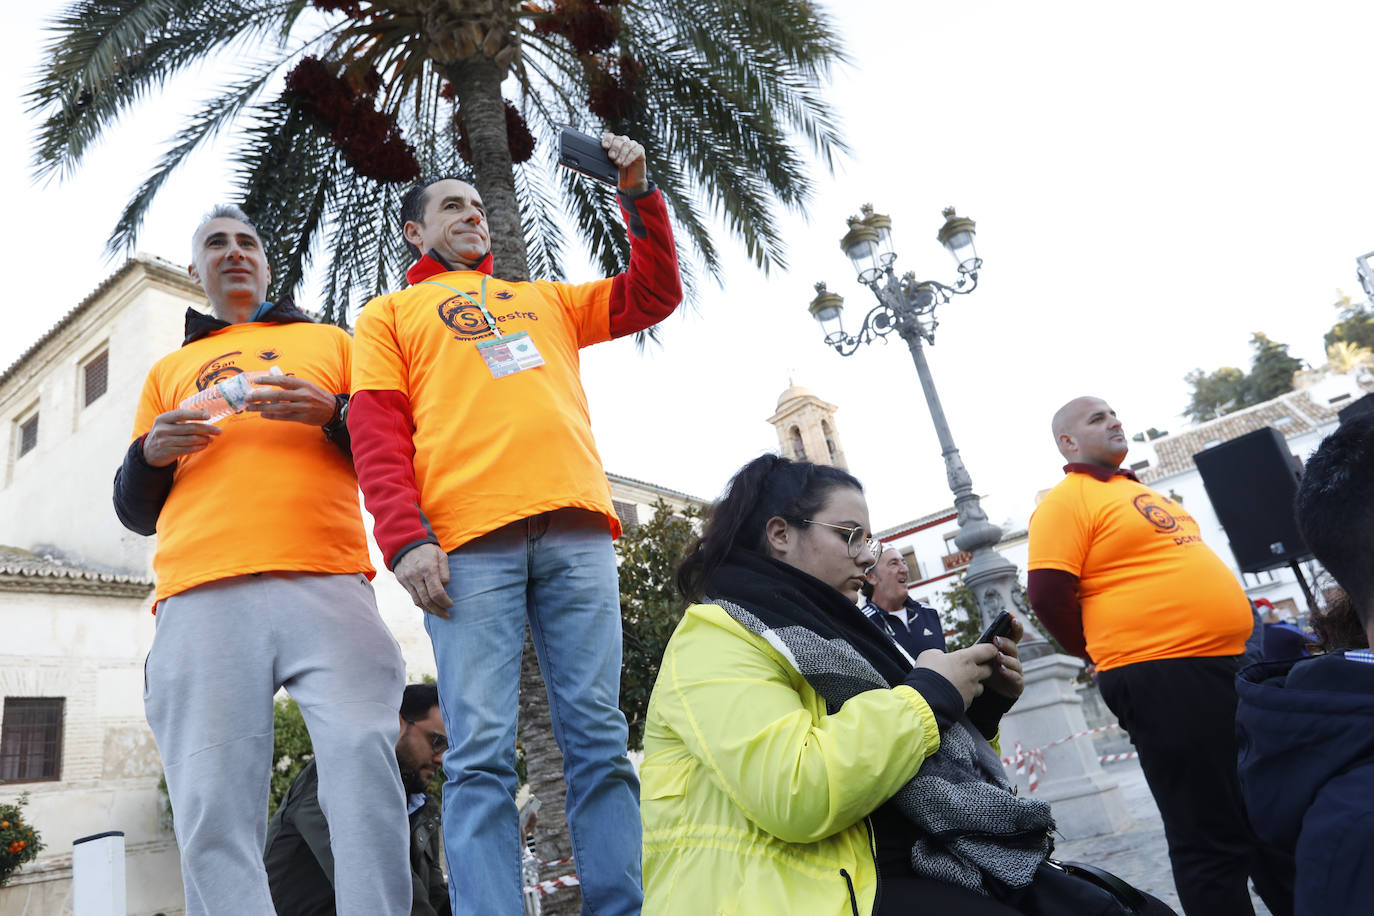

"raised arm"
[600, 134, 682, 338]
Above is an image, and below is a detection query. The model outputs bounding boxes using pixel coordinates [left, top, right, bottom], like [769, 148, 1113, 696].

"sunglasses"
[404, 719, 449, 753]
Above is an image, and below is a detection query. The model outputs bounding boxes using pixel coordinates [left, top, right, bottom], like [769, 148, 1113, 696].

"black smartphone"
[557, 127, 618, 185]
[977, 610, 1014, 645]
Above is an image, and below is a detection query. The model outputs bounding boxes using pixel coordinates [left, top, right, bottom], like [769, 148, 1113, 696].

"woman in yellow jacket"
[639, 455, 1030, 915]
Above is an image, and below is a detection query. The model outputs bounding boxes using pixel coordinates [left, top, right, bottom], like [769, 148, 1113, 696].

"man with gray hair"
[113, 206, 412, 915]
[860, 546, 946, 659]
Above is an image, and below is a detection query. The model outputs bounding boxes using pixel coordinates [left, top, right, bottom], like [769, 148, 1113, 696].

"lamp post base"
[961, 543, 1054, 660]
[998, 654, 1133, 840]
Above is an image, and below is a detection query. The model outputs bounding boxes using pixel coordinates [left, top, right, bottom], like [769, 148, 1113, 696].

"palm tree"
[31, 4, 847, 907]
[29, 0, 847, 327]
[1325, 340, 1374, 374]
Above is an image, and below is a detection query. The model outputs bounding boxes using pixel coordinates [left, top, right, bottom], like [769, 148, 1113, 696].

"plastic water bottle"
[180, 366, 284, 424]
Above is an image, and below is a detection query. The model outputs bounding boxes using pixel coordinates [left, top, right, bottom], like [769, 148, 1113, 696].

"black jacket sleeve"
[967, 689, 1017, 740]
[112, 435, 175, 536]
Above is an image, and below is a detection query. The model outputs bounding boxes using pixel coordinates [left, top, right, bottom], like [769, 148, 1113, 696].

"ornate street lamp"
[810, 205, 1050, 658]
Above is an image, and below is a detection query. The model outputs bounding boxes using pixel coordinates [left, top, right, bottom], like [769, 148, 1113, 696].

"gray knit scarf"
[707, 595, 1055, 894]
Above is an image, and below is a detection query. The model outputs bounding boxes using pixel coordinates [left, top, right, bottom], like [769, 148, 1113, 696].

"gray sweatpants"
[144, 571, 410, 916]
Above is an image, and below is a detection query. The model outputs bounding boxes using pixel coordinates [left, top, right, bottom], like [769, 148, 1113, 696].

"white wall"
[0, 266, 199, 574]
[0, 589, 182, 915]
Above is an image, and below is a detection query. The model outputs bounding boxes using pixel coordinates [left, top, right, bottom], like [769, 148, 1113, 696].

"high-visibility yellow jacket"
[640, 602, 945, 915]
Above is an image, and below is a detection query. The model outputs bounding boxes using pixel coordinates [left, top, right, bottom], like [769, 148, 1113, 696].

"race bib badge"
[476, 331, 545, 378]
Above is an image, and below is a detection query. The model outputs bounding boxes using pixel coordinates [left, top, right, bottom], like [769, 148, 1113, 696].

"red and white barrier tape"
[1042, 723, 1122, 750]
[1097, 751, 1138, 764]
[1000, 724, 1135, 792]
[525, 873, 580, 897]
[1009, 741, 1047, 793]
[538, 855, 575, 869]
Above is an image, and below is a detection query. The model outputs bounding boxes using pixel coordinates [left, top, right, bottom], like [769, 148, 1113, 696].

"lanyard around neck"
[423, 274, 502, 338]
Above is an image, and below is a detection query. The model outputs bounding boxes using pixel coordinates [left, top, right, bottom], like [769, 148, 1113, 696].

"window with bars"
[17, 413, 38, 458]
[0, 697, 65, 783]
[83, 350, 110, 407]
[612, 499, 640, 531]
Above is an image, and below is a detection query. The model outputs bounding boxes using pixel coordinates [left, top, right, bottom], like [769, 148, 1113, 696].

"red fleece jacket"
[350, 186, 681, 568]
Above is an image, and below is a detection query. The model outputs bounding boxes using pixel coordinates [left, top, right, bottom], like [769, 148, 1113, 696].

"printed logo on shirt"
[195, 351, 244, 390]
[436, 296, 541, 342]
[493, 290, 515, 300]
[258, 349, 280, 361]
[1132, 493, 1179, 533]
[437, 296, 496, 341]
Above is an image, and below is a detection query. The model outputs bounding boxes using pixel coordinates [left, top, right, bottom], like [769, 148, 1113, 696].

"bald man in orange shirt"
[1028, 396, 1293, 916]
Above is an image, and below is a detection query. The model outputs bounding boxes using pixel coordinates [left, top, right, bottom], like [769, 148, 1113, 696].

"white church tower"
[768, 382, 848, 469]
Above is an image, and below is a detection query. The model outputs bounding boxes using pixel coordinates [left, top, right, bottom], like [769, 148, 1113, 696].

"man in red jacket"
[349, 134, 681, 915]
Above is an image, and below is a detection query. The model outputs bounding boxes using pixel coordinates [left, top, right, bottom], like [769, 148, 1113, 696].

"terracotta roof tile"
[1139, 389, 1339, 483]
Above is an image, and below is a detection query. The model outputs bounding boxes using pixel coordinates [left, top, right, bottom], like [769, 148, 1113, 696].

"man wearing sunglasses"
[265, 684, 452, 916]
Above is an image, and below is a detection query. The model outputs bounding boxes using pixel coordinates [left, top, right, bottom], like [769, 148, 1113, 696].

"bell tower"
[768, 382, 847, 469]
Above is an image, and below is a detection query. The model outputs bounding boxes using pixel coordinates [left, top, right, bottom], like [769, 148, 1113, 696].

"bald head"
[1052, 396, 1128, 468]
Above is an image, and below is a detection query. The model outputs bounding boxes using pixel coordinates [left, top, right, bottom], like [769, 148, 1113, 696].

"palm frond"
[29, 0, 848, 320]
[108, 64, 283, 254]
[234, 95, 344, 308]
[28, 0, 297, 179]
[515, 160, 568, 282]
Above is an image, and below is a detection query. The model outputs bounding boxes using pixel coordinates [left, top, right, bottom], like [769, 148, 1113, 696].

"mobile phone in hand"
[557, 127, 618, 185]
[977, 611, 1015, 645]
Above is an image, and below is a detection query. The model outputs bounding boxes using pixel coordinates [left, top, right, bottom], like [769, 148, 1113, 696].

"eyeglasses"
[803, 520, 882, 560]
[404, 719, 449, 754]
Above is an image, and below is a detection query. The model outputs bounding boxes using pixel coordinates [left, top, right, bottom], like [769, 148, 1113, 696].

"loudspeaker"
[1337, 392, 1374, 425]
[1193, 426, 1310, 573]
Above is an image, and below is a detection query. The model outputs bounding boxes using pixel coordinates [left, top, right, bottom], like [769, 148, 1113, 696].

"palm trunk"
[444, 56, 529, 280]
[519, 627, 582, 914]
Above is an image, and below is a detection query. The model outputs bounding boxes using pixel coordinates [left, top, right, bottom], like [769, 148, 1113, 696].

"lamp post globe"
[810, 205, 1049, 658]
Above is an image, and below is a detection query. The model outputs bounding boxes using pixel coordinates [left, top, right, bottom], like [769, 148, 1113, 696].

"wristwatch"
[323, 393, 349, 438]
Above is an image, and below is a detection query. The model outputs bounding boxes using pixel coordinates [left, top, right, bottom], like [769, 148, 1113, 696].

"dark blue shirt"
[862, 598, 946, 659]
[1261, 622, 1311, 661]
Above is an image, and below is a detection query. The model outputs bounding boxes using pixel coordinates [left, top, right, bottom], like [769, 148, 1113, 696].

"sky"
[4, 0, 1373, 534]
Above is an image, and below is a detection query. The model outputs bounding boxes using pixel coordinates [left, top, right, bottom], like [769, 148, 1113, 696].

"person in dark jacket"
[265, 684, 451, 916]
[1236, 414, 1374, 916]
[1252, 598, 1311, 661]
[860, 546, 947, 659]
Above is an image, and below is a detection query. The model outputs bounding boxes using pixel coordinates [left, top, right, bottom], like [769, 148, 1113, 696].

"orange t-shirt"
[132, 321, 374, 601]
[1027, 472, 1251, 672]
[351, 270, 621, 552]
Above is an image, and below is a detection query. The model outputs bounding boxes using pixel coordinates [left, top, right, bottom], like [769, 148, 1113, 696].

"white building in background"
[765, 380, 1027, 625]
[0, 256, 702, 913]
[0, 256, 196, 914]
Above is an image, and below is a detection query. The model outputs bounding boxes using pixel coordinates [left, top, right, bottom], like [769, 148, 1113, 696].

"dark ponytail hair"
[676, 454, 864, 600]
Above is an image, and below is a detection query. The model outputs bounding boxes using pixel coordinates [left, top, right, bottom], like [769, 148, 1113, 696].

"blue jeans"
[424, 509, 642, 915]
